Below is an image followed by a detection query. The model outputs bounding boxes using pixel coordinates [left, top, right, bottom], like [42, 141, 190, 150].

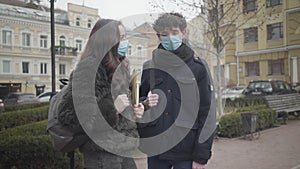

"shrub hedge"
[2, 102, 49, 113]
[0, 105, 49, 130]
[0, 120, 47, 138]
[218, 107, 276, 137]
[225, 97, 266, 108]
[0, 135, 84, 169]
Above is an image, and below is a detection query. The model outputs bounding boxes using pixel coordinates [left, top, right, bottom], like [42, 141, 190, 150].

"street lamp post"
[50, 0, 56, 95]
[49, 3, 75, 169]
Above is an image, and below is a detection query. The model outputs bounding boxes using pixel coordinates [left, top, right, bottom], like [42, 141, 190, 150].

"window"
[208, 8, 217, 22]
[267, 23, 283, 40]
[3, 60, 10, 73]
[268, 59, 284, 75]
[87, 19, 92, 28]
[22, 33, 31, 47]
[243, 0, 257, 13]
[128, 45, 132, 56]
[59, 64, 66, 75]
[137, 46, 143, 57]
[244, 27, 258, 43]
[22, 62, 29, 74]
[245, 62, 259, 76]
[40, 63, 47, 74]
[59, 36, 66, 55]
[40, 35, 48, 48]
[266, 0, 282, 7]
[59, 36, 66, 46]
[219, 5, 224, 18]
[76, 17, 80, 26]
[2, 30, 12, 45]
[75, 39, 82, 52]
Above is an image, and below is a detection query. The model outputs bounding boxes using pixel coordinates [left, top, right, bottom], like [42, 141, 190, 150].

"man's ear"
[156, 33, 162, 41]
[181, 28, 187, 39]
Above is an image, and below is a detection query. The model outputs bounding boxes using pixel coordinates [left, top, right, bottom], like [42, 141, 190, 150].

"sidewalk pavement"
[134, 120, 300, 169]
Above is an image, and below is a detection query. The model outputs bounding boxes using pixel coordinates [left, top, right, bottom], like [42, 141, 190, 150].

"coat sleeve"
[192, 64, 215, 165]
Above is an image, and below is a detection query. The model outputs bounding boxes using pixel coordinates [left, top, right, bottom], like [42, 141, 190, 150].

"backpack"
[46, 85, 89, 153]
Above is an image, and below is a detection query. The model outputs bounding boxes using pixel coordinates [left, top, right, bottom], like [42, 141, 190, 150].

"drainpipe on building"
[235, 0, 240, 86]
[288, 52, 291, 83]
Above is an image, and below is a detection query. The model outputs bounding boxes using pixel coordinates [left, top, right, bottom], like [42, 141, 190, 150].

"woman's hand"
[134, 103, 144, 118]
[114, 94, 130, 114]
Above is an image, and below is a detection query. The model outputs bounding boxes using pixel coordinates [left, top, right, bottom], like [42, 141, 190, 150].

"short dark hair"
[153, 13, 187, 33]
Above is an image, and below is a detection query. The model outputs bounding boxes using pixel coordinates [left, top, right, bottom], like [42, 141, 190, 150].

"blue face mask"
[118, 40, 129, 57]
[161, 35, 182, 51]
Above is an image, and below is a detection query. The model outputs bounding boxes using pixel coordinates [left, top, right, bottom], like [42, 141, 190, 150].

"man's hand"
[134, 103, 144, 118]
[114, 94, 130, 114]
[192, 161, 205, 169]
[145, 91, 159, 107]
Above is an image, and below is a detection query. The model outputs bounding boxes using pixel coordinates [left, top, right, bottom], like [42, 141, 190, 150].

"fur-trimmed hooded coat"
[57, 58, 139, 154]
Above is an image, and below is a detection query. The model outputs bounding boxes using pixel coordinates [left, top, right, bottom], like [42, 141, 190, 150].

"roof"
[0, 0, 66, 13]
[0, 2, 68, 24]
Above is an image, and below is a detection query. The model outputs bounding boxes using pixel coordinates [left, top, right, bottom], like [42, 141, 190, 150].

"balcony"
[55, 46, 77, 56]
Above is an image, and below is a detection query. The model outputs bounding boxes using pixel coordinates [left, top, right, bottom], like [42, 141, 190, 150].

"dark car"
[243, 80, 296, 96]
[4, 92, 38, 105]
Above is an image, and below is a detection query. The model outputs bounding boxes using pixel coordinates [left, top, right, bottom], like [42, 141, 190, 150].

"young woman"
[58, 19, 144, 169]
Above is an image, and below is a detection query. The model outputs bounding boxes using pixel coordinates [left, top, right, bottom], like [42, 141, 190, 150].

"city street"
[135, 120, 300, 169]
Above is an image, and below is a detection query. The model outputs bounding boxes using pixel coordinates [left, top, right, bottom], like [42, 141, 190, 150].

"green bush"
[235, 105, 267, 112]
[218, 107, 276, 138]
[225, 97, 266, 108]
[0, 105, 49, 130]
[0, 135, 84, 169]
[218, 113, 242, 138]
[0, 120, 47, 138]
[2, 102, 49, 113]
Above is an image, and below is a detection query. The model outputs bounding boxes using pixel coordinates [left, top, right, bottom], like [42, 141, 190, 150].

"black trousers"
[148, 156, 192, 169]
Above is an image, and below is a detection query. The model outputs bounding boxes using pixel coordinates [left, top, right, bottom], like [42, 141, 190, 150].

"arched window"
[59, 35, 66, 55]
[128, 45, 132, 56]
[59, 35, 66, 46]
[87, 19, 92, 28]
[76, 17, 80, 26]
[137, 45, 143, 57]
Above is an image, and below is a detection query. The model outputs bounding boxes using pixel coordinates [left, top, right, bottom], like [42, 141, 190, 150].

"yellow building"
[0, 1, 99, 98]
[232, 0, 300, 86]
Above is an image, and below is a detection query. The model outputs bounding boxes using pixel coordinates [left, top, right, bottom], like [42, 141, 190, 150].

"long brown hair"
[80, 19, 123, 81]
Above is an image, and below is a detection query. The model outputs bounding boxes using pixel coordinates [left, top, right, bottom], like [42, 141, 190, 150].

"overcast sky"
[40, 0, 200, 29]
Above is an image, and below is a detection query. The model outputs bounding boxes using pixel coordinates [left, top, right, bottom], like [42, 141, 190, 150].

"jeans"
[83, 151, 137, 169]
[148, 156, 192, 169]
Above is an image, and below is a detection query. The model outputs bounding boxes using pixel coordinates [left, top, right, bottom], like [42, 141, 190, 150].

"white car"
[222, 86, 246, 101]
[0, 99, 3, 107]
[37, 91, 59, 102]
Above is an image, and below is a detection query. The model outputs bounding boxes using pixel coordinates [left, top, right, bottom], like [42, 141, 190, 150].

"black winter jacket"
[138, 44, 214, 164]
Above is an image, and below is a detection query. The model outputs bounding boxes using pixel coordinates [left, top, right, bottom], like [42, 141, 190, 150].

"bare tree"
[150, 0, 277, 116]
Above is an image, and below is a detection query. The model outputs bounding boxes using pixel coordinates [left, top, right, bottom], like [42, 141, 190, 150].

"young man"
[138, 13, 215, 169]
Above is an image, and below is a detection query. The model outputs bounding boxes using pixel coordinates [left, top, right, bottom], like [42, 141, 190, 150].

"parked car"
[243, 80, 296, 96]
[222, 86, 246, 101]
[0, 99, 3, 107]
[294, 85, 300, 95]
[4, 93, 38, 105]
[37, 91, 59, 102]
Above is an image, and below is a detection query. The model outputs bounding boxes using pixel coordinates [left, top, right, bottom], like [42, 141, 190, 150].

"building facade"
[0, 1, 99, 98]
[226, 0, 300, 86]
[204, 0, 300, 87]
